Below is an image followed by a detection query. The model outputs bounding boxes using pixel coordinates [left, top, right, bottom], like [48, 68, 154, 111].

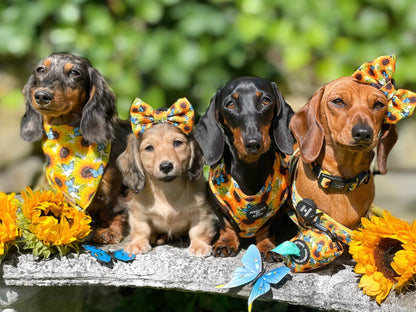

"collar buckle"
[317, 171, 348, 191]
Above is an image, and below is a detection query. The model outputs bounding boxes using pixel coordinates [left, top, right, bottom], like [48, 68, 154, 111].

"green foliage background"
[1, 1, 415, 310]
[1, 0, 416, 118]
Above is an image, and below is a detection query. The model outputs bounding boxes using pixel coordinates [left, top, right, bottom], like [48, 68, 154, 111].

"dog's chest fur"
[129, 176, 209, 234]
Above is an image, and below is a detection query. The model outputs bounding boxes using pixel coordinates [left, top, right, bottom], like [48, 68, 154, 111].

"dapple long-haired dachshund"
[20, 52, 129, 244]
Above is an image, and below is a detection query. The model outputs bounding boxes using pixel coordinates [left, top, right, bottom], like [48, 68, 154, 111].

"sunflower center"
[374, 237, 403, 280]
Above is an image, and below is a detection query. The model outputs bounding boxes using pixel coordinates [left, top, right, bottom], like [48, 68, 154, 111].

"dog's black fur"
[196, 76, 295, 257]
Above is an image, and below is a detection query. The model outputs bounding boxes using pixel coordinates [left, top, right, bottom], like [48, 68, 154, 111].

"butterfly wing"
[247, 266, 290, 312]
[216, 245, 262, 289]
[248, 277, 271, 312]
[83, 244, 112, 264]
[241, 245, 262, 273]
[271, 241, 300, 257]
[112, 250, 136, 262]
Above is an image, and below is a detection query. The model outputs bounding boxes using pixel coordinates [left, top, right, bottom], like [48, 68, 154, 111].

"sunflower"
[0, 192, 20, 261]
[349, 210, 416, 304]
[18, 187, 92, 259]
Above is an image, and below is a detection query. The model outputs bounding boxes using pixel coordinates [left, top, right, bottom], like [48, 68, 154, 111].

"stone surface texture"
[0, 244, 415, 312]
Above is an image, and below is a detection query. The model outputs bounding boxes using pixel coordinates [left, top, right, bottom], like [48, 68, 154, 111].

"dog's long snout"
[351, 123, 373, 145]
[34, 90, 53, 106]
[159, 161, 174, 174]
[244, 137, 262, 153]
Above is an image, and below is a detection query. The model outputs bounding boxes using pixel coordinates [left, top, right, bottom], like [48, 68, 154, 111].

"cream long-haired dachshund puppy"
[117, 98, 217, 256]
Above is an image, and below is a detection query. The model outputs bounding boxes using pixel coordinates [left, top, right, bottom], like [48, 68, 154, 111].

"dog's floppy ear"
[80, 67, 117, 144]
[376, 123, 397, 175]
[116, 134, 146, 192]
[20, 75, 44, 142]
[271, 82, 294, 155]
[289, 87, 325, 163]
[195, 90, 225, 166]
[186, 135, 205, 182]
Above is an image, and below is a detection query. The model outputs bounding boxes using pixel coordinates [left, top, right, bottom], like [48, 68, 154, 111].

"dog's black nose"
[244, 138, 262, 153]
[352, 124, 373, 145]
[34, 90, 53, 105]
[159, 161, 173, 174]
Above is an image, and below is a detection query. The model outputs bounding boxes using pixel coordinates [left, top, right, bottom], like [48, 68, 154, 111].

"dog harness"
[284, 153, 353, 272]
[208, 155, 289, 238]
[129, 97, 195, 137]
[351, 55, 416, 124]
[42, 124, 111, 210]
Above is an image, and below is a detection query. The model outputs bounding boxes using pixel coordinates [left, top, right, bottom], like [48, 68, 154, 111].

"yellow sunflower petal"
[349, 210, 416, 303]
[19, 187, 91, 258]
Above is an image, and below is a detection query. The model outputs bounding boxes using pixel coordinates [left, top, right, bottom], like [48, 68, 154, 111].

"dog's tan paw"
[188, 241, 212, 257]
[125, 240, 152, 255]
[92, 227, 123, 244]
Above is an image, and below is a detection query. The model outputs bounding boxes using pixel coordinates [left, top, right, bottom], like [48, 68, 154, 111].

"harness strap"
[286, 155, 353, 272]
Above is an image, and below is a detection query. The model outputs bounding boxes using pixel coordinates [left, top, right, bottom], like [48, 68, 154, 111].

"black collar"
[309, 162, 371, 192]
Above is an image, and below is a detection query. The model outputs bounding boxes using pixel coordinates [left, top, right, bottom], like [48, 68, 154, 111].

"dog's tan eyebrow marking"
[232, 93, 239, 99]
[64, 62, 73, 72]
[256, 91, 261, 97]
[43, 59, 52, 68]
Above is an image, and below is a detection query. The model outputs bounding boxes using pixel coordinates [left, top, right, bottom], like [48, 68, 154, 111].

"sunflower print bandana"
[130, 97, 195, 136]
[208, 155, 289, 238]
[42, 124, 111, 210]
[352, 55, 416, 124]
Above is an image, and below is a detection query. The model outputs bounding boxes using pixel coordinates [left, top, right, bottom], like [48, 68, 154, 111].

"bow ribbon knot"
[130, 97, 195, 136]
[352, 55, 416, 123]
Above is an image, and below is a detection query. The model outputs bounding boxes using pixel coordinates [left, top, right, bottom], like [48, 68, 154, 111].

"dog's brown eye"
[144, 145, 154, 152]
[173, 140, 183, 148]
[373, 101, 385, 110]
[331, 98, 345, 107]
[262, 97, 272, 105]
[225, 101, 236, 109]
[68, 69, 81, 77]
[36, 66, 45, 73]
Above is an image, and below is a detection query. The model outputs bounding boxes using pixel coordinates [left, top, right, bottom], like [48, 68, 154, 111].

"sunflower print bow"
[130, 97, 195, 136]
[352, 55, 416, 124]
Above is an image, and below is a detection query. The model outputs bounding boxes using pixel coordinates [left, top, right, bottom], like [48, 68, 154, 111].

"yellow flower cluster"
[0, 192, 20, 258]
[19, 187, 92, 258]
[349, 210, 416, 304]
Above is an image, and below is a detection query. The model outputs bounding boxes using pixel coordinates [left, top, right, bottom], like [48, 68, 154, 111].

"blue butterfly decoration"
[62, 161, 75, 174]
[83, 244, 136, 266]
[217, 242, 300, 312]
[90, 164, 105, 178]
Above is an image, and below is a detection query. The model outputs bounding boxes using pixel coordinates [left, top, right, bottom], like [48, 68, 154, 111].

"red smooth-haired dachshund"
[20, 52, 129, 244]
[196, 76, 295, 258]
[289, 76, 397, 229]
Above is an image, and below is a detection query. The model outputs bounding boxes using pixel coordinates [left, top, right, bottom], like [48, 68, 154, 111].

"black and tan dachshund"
[20, 52, 129, 244]
[196, 76, 294, 258]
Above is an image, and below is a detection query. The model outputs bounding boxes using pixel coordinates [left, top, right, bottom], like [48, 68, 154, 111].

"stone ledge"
[1, 244, 415, 312]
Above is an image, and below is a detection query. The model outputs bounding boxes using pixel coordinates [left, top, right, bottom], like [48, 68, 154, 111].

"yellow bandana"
[42, 124, 111, 210]
[208, 155, 289, 238]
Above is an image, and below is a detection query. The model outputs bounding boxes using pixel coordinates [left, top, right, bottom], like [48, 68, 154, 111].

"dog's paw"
[92, 227, 124, 244]
[188, 241, 212, 257]
[212, 239, 239, 257]
[125, 240, 152, 255]
[256, 241, 279, 262]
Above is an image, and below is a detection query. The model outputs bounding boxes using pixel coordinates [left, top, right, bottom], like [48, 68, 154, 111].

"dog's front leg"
[125, 215, 152, 255]
[255, 223, 279, 261]
[188, 215, 216, 257]
[212, 219, 240, 257]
